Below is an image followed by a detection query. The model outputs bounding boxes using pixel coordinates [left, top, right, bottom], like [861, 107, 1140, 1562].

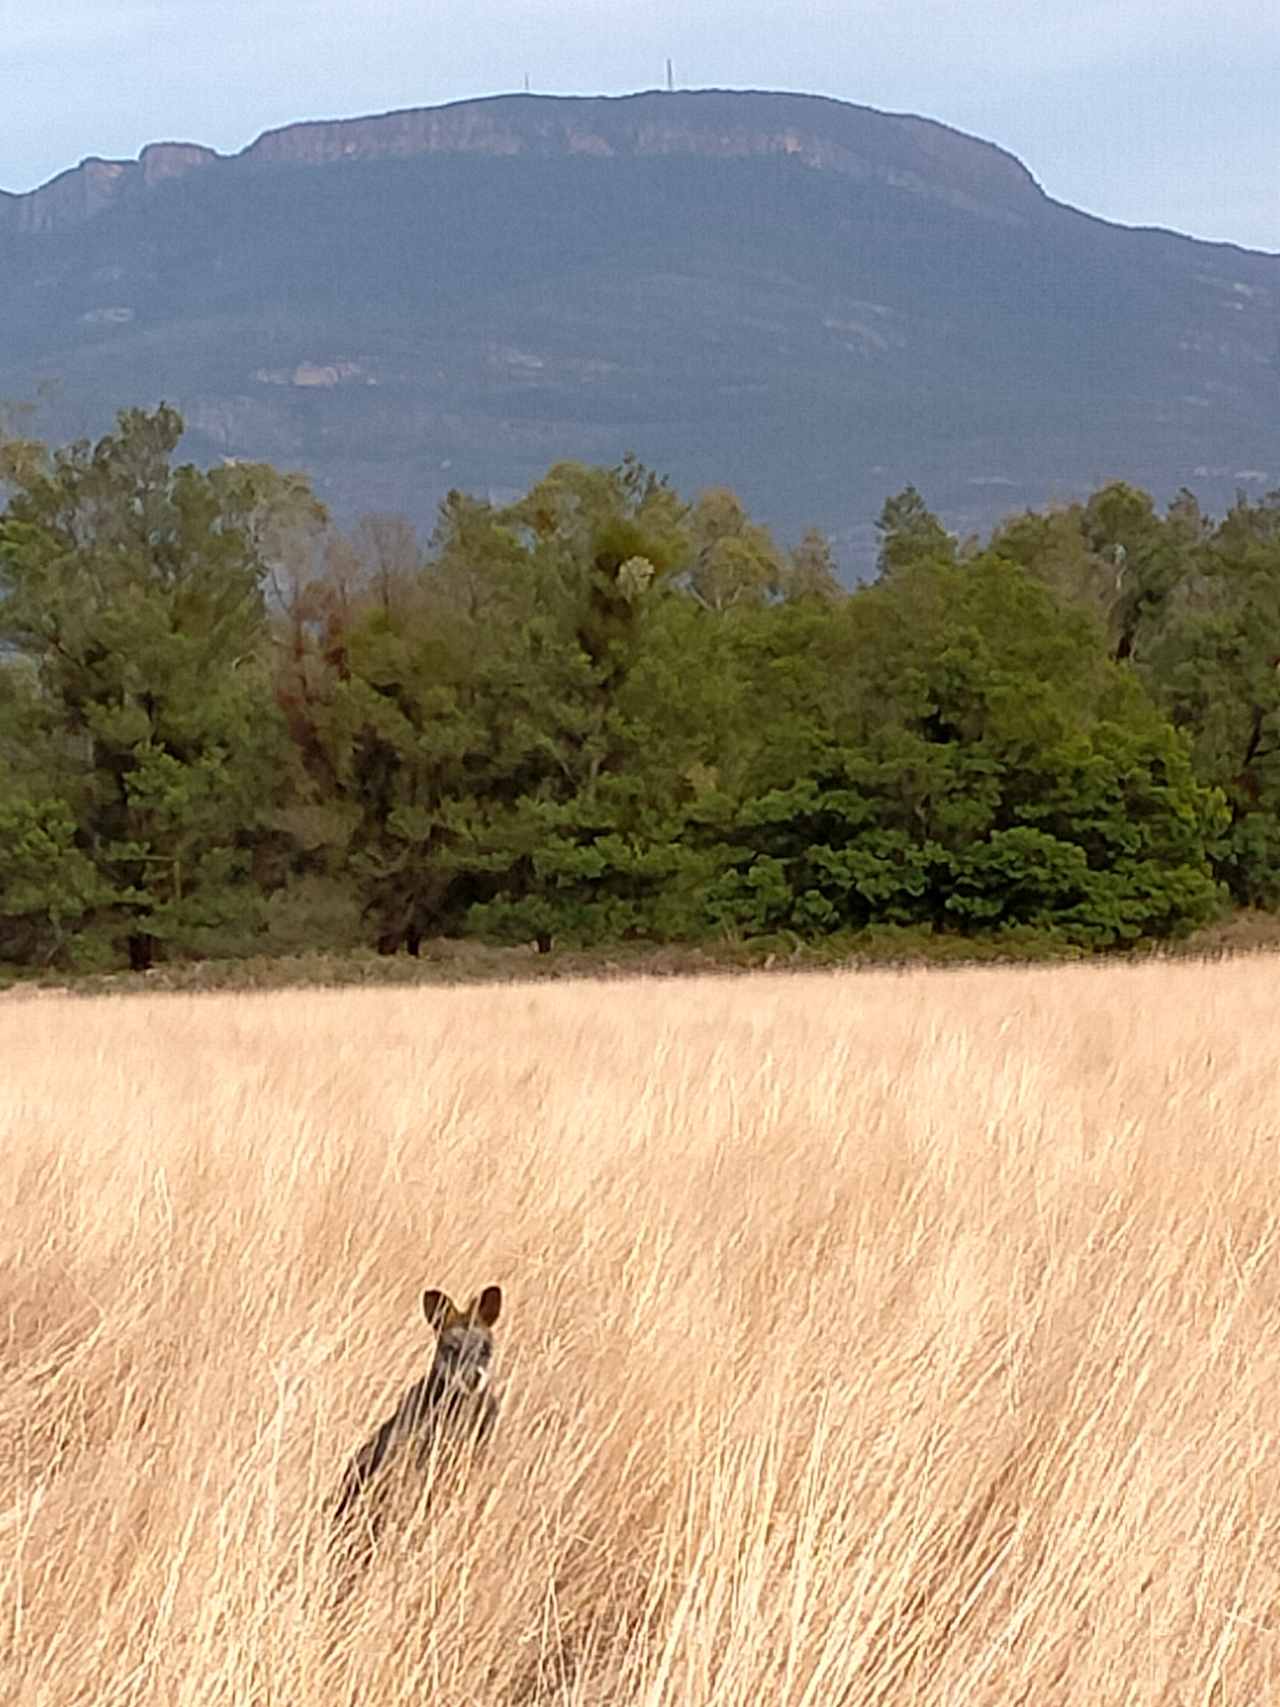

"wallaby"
[332, 1283, 503, 1550]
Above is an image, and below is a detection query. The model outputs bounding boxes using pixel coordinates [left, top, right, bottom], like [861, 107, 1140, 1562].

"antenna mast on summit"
[666, 58, 674, 92]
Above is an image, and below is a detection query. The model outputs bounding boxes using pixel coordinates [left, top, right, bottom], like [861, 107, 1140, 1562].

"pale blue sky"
[5, 0, 1278, 251]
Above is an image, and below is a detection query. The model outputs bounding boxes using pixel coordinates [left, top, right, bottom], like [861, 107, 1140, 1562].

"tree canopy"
[3, 409, 1267, 971]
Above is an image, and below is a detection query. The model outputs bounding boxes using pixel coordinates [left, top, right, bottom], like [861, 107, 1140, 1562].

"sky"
[3, 0, 1278, 252]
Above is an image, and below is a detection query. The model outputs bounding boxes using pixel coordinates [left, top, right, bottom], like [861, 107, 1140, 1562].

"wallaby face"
[423, 1285, 502, 1402]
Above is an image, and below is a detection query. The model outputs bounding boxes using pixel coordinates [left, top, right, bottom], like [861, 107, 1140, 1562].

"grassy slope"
[4, 957, 1280, 1702]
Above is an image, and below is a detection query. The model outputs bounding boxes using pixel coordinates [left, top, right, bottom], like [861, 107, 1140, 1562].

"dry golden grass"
[4, 958, 1280, 1704]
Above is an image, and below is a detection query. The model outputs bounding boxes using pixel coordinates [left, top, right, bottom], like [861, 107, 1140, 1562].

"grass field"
[4, 957, 1280, 1704]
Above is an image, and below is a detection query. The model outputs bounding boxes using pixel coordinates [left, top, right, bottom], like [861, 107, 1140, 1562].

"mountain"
[1, 89, 1276, 573]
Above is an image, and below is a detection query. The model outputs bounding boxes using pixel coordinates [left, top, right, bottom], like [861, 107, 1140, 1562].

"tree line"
[1, 405, 1277, 972]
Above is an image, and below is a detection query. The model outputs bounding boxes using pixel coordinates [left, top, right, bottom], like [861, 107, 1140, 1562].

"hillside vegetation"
[4, 956, 1280, 1703]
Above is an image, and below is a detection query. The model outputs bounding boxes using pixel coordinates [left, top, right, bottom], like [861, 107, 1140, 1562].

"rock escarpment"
[0, 90, 1045, 236]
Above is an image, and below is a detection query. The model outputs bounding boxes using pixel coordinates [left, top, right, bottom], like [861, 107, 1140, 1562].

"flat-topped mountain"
[0, 91, 1048, 236]
[1, 90, 1275, 569]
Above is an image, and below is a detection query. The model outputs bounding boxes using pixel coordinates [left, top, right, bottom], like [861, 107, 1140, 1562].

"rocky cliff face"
[0, 142, 218, 235]
[242, 92, 1045, 224]
[0, 90, 1046, 237]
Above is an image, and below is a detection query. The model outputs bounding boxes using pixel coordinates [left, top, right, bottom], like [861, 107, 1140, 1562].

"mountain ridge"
[0, 89, 1275, 572]
[2, 89, 1053, 237]
[6, 88, 1274, 257]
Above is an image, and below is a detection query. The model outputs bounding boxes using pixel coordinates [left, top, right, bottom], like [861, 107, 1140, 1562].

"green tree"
[1080, 481, 1192, 661]
[1, 433, 1249, 970]
[684, 486, 787, 611]
[282, 458, 696, 953]
[703, 555, 1225, 945]
[0, 406, 288, 968]
[0, 794, 107, 967]
[1143, 490, 1280, 904]
[784, 527, 843, 604]
[874, 485, 955, 579]
[990, 506, 1120, 633]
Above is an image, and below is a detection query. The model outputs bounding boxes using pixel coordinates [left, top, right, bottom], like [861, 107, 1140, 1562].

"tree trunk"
[127, 932, 155, 972]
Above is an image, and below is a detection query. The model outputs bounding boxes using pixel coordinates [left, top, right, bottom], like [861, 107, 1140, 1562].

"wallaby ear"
[471, 1285, 502, 1327]
[422, 1289, 456, 1332]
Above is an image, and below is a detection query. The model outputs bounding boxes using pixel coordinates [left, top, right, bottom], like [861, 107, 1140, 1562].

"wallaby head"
[422, 1284, 502, 1400]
